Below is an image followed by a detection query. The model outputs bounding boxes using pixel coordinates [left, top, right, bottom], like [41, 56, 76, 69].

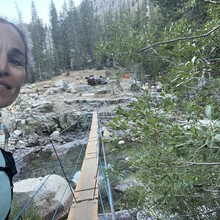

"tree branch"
[179, 206, 220, 218]
[183, 162, 220, 166]
[138, 25, 220, 52]
[203, 0, 220, 4]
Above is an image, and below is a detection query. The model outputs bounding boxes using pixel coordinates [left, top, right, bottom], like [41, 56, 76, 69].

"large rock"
[66, 83, 77, 93]
[75, 84, 93, 92]
[14, 174, 73, 220]
[31, 100, 54, 112]
[8, 110, 85, 138]
[45, 87, 63, 95]
[54, 80, 68, 89]
[98, 210, 137, 220]
[87, 75, 108, 85]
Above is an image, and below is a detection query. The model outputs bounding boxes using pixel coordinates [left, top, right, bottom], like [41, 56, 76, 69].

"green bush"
[10, 199, 41, 220]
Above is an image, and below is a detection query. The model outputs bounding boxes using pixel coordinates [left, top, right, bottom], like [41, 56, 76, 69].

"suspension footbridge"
[13, 110, 115, 220]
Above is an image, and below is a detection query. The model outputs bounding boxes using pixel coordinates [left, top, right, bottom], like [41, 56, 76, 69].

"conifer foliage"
[16, 0, 96, 82]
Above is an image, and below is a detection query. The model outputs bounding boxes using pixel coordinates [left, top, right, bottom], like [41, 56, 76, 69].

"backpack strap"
[0, 166, 14, 181]
[0, 149, 17, 200]
[0, 149, 17, 181]
[0, 165, 14, 219]
[0, 166, 7, 172]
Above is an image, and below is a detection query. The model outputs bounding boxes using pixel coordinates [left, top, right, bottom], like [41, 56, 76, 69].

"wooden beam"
[67, 111, 99, 220]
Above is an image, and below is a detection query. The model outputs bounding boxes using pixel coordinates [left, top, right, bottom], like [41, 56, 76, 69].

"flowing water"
[15, 143, 86, 183]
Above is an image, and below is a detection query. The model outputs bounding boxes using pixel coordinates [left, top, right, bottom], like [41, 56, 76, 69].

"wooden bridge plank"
[67, 111, 99, 220]
[68, 200, 98, 220]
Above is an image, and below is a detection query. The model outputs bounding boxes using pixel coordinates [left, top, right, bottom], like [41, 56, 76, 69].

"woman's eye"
[9, 58, 23, 67]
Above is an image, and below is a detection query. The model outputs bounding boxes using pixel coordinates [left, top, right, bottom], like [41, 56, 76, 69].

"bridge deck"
[67, 111, 99, 220]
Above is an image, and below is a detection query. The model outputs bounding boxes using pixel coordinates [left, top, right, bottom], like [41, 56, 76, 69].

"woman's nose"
[0, 53, 8, 75]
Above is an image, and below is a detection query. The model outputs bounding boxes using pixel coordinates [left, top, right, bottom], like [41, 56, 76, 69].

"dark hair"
[0, 18, 28, 69]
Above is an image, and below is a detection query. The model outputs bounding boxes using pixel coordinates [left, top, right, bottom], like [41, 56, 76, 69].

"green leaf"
[207, 140, 214, 148]
[174, 179, 182, 190]
[213, 134, 220, 143]
[205, 105, 212, 119]
[169, 194, 177, 204]
[195, 126, 207, 135]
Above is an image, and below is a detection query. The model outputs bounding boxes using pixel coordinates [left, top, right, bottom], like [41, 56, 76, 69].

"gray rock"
[14, 174, 73, 220]
[66, 83, 77, 93]
[54, 80, 68, 89]
[14, 130, 22, 136]
[96, 89, 111, 94]
[114, 181, 139, 193]
[26, 132, 39, 147]
[50, 130, 60, 137]
[31, 100, 54, 112]
[44, 87, 62, 95]
[98, 210, 137, 220]
[75, 84, 93, 92]
[43, 84, 50, 88]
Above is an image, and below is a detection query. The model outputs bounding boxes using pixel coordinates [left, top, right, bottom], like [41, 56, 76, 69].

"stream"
[14, 141, 87, 184]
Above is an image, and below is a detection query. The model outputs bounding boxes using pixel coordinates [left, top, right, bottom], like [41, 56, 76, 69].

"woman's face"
[0, 23, 26, 108]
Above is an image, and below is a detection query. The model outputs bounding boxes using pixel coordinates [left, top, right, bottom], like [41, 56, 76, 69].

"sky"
[0, 0, 82, 24]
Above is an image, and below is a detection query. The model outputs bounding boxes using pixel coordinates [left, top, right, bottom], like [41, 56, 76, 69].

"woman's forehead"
[0, 23, 26, 55]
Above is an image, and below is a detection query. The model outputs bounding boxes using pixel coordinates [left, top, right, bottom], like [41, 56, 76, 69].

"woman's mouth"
[0, 80, 11, 89]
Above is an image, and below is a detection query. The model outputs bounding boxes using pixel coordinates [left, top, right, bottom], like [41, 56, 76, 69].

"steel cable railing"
[14, 113, 91, 219]
[97, 112, 116, 220]
[51, 116, 91, 219]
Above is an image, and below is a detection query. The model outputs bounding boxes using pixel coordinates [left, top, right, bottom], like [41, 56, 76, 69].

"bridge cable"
[98, 117, 116, 220]
[93, 113, 101, 200]
[93, 160, 99, 200]
[98, 172, 107, 220]
[14, 114, 91, 219]
[51, 118, 91, 220]
[50, 140, 77, 202]
[97, 113, 107, 219]
[99, 159, 110, 202]
[96, 107, 115, 219]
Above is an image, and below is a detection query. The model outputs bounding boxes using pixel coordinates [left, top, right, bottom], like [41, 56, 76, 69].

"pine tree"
[29, 0, 46, 81]
[68, 0, 83, 70]
[44, 25, 55, 78]
[15, 2, 23, 27]
[59, 0, 70, 70]
[50, 0, 62, 73]
[151, 0, 188, 22]
[79, 0, 95, 66]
